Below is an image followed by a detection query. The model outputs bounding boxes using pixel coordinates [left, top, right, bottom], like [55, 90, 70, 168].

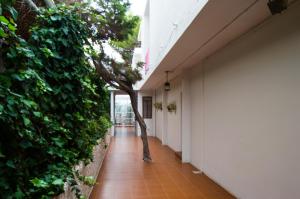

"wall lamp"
[164, 71, 171, 92]
[267, 0, 287, 15]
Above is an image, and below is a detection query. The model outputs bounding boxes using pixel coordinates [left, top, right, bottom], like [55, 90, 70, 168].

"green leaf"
[33, 111, 42, 118]
[20, 140, 33, 149]
[0, 75, 11, 87]
[0, 27, 8, 38]
[15, 187, 25, 199]
[43, 116, 50, 124]
[30, 178, 49, 188]
[21, 99, 37, 108]
[52, 179, 64, 186]
[0, 16, 9, 25]
[8, 23, 16, 31]
[7, 48, 17, 58]
[65, 83, 73, 91]
[51, 137, 65, 147]
[0, 150, 5, 158]
[6, 160, 15, 168]
[62, 27, 68, 35]
[16, 47, 35, 58]
[41, 47, 54, 57]
[12, 74, 25, 81]
[7, 6, 18, 21]
[23, 117, 31, 127]
[82, 176, 96, 186]
[50, 15, 61, 21]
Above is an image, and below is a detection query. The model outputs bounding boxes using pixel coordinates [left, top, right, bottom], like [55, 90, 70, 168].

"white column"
[152, 91, 156, 137]
[162, 89, 168, 145]
[181, 73, 192, 163]
[137, 92, 142, 136]
[110, 91, 115, 136]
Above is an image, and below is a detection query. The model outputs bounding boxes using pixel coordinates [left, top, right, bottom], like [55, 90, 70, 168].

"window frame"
[142, 96, 152, 119]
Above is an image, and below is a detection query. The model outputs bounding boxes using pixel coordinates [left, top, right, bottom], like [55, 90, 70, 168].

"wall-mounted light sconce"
[164, 71, 171, 91]
[267, 0, 287, 15]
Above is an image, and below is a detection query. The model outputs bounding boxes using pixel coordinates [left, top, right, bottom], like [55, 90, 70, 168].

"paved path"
[90, 126, 235, 199]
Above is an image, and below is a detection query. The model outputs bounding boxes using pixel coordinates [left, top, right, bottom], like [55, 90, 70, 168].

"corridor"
[89, 127, 235, 199]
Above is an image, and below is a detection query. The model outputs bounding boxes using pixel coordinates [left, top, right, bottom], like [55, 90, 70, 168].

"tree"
[83, 0, 152, 161]
[17, 0, 151, 161]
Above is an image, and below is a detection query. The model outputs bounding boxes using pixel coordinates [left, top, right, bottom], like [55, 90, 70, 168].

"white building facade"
[131, 0, 300, 198]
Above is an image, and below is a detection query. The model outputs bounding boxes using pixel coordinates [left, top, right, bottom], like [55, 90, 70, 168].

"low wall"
[54, 130, 111, 199]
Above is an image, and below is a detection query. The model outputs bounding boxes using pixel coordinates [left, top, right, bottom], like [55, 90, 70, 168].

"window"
[142, 96, 152, 119]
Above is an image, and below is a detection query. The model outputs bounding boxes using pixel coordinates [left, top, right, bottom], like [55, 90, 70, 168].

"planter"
[167, 102, 176, 113]
[154, 102, 163, 111]
[53, 129, 111, 199]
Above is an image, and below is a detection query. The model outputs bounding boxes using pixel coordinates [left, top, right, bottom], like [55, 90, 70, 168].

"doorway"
[114, 94, 136, 137]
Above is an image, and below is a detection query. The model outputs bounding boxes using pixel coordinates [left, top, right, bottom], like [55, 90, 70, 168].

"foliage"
[0, 3, 110, 198]
[84, 0, 143, 85]
[110, 16, 140, 62]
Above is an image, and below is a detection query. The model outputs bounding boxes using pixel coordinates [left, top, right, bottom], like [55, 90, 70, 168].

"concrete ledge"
[54, 130, 111, 199]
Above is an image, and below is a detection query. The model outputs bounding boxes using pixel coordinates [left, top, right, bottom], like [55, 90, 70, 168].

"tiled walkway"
[90, 127, 235, 199]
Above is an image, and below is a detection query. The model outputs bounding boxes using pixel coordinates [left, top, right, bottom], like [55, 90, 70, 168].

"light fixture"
[164, 71, 171, 91]
[267, 0, 287, 15]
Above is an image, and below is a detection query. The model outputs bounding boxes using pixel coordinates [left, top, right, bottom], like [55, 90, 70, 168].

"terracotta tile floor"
[90, 127, 235, 199]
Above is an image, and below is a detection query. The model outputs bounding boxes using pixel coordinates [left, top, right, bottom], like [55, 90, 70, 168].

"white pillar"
[162, 89, 168, 145]
[110, 91, 115, 136]
[181, 73, 192, 163]
[137, 92, 142, 136]
[152, 92, 156, 137]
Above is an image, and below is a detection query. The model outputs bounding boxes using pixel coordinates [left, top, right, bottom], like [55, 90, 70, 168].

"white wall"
[149, 0, 207, 69]
[189, 4, 300, 199]
[110, 91, 115, 136]
[154, 79, 182, 152]
[155, 88, 163, 141]
[140, 0, 150, 59]
[190, 68, 205, 169]
[181, 73, 192, 162]
[136, 0, 208, 87]
[166, 79, 182, 152]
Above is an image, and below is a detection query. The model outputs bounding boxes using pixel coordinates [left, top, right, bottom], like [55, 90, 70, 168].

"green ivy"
[0, 4, 110, 198]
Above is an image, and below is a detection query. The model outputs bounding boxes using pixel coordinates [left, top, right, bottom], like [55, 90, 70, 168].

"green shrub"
[0, 4, 110, 198]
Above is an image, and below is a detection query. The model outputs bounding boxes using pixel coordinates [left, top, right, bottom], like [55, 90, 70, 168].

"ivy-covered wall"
[0, 4, 110, 199]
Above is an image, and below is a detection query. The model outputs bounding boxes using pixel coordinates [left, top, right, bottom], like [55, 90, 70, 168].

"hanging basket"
[154, 102, 163, 111]
[167, 102, 176, 113]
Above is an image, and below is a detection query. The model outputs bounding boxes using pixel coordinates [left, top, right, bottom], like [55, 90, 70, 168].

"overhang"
[139, 0, 285, 90]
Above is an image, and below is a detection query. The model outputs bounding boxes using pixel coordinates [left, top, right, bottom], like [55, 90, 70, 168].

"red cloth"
[145, 49, 149, 74]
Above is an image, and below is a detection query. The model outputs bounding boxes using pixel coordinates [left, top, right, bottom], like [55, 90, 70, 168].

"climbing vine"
[0, 3, 110, 198]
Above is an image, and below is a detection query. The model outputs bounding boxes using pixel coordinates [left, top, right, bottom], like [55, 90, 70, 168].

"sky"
[129, 0, 146, 16]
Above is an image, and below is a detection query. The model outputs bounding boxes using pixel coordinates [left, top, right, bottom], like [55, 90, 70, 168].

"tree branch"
[43, 0, 56, 8]
[23, 0, 39, 12]
[91, 57, 132, 92]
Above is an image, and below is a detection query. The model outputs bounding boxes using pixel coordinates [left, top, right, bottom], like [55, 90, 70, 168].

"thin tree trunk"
[43, 0, 56, 8]
[23, 0, 39, 12]
[128, 90, 152, 161]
